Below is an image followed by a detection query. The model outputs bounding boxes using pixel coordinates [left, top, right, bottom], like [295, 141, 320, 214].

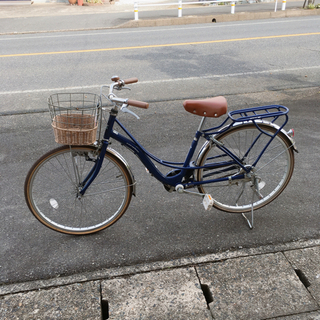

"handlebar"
[123, 77, 139, 85]
[111, 76, 138, 85]
[127, 99, 149, 109]
[105, 76, 149, 110]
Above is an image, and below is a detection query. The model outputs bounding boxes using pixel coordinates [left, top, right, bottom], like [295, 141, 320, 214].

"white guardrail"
[134, 0, 239, 20]
[133, 0, 288, 20]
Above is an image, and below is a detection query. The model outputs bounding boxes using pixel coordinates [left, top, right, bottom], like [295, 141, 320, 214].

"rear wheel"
[25, 145, 133, 235]
[196, 123, 295, 213]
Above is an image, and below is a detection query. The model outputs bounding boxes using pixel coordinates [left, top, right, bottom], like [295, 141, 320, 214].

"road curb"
[119, 8, 320, 28]
[0, 7, 319, 35]
[1, 237, 319, 296]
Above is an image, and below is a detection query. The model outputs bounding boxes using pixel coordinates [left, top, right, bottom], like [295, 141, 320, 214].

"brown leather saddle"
[183, 96, 227, 118]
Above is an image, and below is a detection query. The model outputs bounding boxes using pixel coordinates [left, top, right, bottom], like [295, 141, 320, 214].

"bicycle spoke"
[25, 146, 133, 234]
[197, 124, 294, 213]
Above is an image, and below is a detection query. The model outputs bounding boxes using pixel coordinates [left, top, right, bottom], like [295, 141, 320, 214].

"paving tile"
[269, 310, 320, 320]
[196, 252, 318, 320]
[101, 267, 212, 320]
[0, 281, 101, 320]
[285, 247, 320, 304]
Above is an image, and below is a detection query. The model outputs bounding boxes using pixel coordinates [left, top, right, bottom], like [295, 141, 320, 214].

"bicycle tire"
[25, 145, 133, 235]
[196, 123, 295, 213]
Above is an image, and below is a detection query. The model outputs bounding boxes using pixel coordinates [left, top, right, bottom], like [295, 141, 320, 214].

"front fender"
[107, 147, 137, 196]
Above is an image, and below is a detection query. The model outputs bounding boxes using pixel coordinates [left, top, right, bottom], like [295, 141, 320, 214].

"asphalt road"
[0, 16, 319, 285]
[1, 16, 320, 110]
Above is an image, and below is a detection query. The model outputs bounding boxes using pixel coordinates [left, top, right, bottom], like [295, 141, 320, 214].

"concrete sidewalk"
[0, 239, 320, 319]
[0, 0, 319, 34]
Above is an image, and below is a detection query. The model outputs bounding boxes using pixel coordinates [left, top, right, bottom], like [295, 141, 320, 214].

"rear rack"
[202, 104, 289, 137]
[228, 105, 288, 122]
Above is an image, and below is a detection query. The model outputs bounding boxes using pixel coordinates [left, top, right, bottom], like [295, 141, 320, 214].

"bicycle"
[24, 76, 297, 235]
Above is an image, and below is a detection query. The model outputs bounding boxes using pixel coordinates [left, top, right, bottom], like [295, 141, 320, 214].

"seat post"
[197, 116, 207, 132]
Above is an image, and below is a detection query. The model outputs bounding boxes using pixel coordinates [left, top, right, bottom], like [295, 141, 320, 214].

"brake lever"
[121, 104, 140, 119]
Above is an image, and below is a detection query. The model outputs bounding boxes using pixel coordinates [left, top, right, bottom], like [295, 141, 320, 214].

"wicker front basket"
[52, 113, 98, 145]
[48, 93, 100, 145]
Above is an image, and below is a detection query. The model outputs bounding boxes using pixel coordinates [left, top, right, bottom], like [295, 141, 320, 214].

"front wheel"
[25, 145, 133, 235]
[196, 123, 295, 213]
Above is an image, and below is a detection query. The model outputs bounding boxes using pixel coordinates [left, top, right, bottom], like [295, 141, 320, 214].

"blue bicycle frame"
[80, 104, 289, 196]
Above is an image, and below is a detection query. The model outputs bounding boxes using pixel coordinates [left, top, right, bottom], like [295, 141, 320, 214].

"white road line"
[0, 66, 319, 95]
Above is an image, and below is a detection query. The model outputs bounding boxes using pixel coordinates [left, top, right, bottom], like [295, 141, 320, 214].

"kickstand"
[241, 190, 255, 229]
[242, 206, 253, 229]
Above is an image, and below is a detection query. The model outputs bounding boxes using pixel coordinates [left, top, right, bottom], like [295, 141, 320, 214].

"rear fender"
[231, 120, 298, 152]
[195, 120, 298, 167]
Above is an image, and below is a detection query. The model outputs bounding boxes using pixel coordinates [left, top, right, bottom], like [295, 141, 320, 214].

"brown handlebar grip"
[127, 99, 149, 109]
[123, 78, 138, 85]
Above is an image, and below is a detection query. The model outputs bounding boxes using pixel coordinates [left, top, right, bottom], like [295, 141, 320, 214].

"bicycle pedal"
[203, 194, 214, 211]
